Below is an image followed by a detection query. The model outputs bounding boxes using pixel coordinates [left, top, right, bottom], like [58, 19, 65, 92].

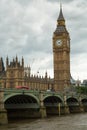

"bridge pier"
[79, 104, 84, 112]
[0, 88, 8, 125]
[64, 104, 70, 114]
[39, 92, 47, 118]
[64, 95, 70, 114]
[79, 97, 84, 112]
[40, 106, 47, 118]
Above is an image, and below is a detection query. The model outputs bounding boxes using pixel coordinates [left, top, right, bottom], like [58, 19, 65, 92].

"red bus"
[15, 86, 29, 89]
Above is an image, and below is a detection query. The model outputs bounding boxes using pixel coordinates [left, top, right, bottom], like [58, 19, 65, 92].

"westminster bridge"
[0, 88, 87, 124]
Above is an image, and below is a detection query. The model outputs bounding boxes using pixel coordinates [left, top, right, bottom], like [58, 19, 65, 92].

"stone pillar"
[64, 95, 70, 114]
[39, 91, 47, 118]
[79, 97, 84, 112]
[58, 103, 61, 116]
[0, 88, 8, 125]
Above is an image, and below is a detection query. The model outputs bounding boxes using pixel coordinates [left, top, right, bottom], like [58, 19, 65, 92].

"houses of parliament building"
[0, 5, 71, 91]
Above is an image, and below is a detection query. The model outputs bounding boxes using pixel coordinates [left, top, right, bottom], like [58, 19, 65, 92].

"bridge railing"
[3, 88, 64, 96]
[2, 88, 87, 102]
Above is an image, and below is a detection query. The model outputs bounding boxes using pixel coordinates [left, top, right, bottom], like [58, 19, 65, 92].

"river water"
[1, 113, 87, 130]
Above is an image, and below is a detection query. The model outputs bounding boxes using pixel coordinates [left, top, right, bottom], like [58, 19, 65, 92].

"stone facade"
[0, 56, 54, 91]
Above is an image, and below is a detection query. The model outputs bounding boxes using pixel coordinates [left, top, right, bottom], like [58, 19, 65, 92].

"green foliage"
[76, 86, 87, 95]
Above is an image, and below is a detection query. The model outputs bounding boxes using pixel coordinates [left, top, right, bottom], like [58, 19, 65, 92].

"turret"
[6, 56, 9, 68]
[0, 57, 5, 72]
[22, 56, 24, 67]
[45, 71, 48, 79]
[16, 55, 18, 63]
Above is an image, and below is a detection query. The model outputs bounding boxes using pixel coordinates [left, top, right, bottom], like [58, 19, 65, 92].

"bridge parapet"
[3, 88, 87, 103]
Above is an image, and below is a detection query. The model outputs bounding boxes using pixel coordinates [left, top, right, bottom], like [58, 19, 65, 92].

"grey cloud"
[0, 0, 87, 80]
[15, 0, 32, 6]
[47, 0, 74, 3]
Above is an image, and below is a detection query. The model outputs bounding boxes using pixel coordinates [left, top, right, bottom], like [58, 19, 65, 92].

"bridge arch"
[4, 93, 40, 120]
[66, 96, 79, 102]
[4, 93, 39, 104]
[67, 97, 79, 103]
[81, 98, 87, 103]
[43, 95, 63, 103]
[43, 95, 63, 115]
[67, 97, 80, 113]
[81, 98, 87, 112]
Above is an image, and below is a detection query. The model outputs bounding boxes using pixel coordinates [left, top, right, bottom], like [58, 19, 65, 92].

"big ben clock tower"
[53, 5, 70, 91]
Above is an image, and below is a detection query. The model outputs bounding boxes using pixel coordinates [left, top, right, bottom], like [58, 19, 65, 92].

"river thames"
[0, 113, 87, 130]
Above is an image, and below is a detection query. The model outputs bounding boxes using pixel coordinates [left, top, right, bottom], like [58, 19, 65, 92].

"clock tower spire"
[53, 4, 70, 91]
[57, 2, 65, 25]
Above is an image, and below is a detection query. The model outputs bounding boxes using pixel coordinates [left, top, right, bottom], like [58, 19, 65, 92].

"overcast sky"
[0, 0, 87, 81]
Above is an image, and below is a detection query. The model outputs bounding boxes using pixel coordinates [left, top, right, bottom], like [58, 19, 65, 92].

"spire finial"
[60, 0, 62, 10]
[57, 1, 65, 22]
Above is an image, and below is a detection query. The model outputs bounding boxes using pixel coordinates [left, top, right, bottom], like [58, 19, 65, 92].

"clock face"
[56, 39, 62, 46]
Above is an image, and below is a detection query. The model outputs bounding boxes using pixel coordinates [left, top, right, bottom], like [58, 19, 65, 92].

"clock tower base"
[54, 80, 70, 91]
